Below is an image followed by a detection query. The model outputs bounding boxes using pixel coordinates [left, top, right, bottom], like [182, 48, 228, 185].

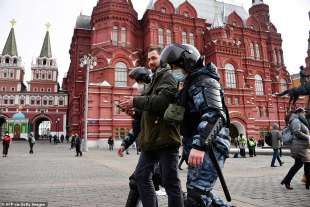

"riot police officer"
[160, 44, 232, 207]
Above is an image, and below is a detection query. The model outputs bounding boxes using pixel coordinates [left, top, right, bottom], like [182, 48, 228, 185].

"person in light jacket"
[281, 108, 310, 190]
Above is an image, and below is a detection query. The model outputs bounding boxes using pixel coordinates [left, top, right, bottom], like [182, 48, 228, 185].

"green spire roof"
[40, 24, 52, 58]
[2, 19, 18, 56]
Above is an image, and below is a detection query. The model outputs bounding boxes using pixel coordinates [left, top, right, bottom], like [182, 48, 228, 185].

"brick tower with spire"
[28, 23, 59, 94]
[0, 19, 25, 93]
[0, 21, 68, 140]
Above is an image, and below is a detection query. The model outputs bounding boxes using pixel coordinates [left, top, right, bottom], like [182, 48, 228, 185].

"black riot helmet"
[160, 43, 203, 72]
[129, 67, 151, 84]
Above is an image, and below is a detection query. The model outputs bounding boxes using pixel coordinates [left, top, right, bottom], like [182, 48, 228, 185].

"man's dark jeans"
[271, 148, 282, 166]
[135, 147, 184, 207]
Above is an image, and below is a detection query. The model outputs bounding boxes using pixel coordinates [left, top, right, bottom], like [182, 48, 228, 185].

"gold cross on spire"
[45, 22, 51, 31]
[10, 19, 16, 28]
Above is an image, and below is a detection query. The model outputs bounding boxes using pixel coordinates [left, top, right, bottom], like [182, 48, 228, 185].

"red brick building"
[64, 0, 295, 148]
[0, 21, 68, 140]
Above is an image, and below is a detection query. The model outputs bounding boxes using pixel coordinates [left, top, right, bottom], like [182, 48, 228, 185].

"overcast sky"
[0, 0, 309, 84]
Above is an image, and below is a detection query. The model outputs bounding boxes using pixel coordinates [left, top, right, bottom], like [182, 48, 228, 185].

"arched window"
[280, 79, 288, 93]
[49, 97, 54, 105]
[273, 49, 277, 64]
[255, 43, 260, 60]
[30, 97, 35, 105]
[250, 42, 254, 58]
[182, 32, 187, 44]
[58, 97, 64, 106]
[158, 28, 164, 48]
[189, 33, 195, 46]
[277, 50, 282, 65]
[43, 96, 48, 105]
[255, 74, 264, 96]
[115, 62, 127, 87]
[166, 29, 172, 45]
[112, 26, 118, 46]
[121, 27, 127, 47]
[225, 64, 236, 88]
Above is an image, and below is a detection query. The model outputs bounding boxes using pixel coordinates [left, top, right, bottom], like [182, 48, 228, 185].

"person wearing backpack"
[28, 132, 35, 154]
[281, 108, 310, 190]
[2, 131, 11, 157]
[270, 123, 284, 167]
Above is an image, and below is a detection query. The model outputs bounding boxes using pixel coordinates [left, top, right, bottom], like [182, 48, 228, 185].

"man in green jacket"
[120, 47, 183, 207]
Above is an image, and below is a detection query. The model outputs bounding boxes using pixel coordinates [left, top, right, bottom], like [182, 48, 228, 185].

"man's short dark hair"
[148, 47, 162, 55]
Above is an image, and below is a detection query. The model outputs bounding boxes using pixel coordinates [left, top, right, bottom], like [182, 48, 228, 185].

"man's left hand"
[188, 149, 205, 167]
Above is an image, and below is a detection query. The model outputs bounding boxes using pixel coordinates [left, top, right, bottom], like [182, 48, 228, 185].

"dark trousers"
[109, 144, 113, 151]
[271, 148, 282, 166]
[29, 143, 34, 154]
[240, 148, 246, 157]
[282, 158, 304, 185]
[135, 147, 183, 207]
[2, 142, 9, 156]
[76, 145, 82, 156]
[249, 147, 255, 157]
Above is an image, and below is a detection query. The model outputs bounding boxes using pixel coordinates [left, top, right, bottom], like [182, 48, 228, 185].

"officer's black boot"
[185, 188, 206, 207]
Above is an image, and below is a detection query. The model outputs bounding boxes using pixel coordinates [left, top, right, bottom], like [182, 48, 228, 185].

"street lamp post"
[57, 117, 60, 142]
[80, 54, 97, 152]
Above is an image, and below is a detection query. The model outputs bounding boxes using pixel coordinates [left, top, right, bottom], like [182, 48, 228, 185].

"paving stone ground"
[0, 141, 309, 207]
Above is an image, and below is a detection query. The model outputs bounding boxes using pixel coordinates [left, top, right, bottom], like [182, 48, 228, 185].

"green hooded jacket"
[133, 67, 181, 152]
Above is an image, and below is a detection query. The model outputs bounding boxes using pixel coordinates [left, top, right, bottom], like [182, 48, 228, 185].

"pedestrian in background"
[65, 134, 69, 143]
[281, 108, 310, 190]
[108, 136, 114, 151]
[53, 135, 58, 144]
[2, 131, 11, 157]
[70, 134, 76, 150]
[75, 134, 82, 157]
[270, 123, 284, 167]
[60, 134, 64, 143]
[248, 137, 257, 157]
[239, 134, 247, 158]
[28, 132, 35, 154]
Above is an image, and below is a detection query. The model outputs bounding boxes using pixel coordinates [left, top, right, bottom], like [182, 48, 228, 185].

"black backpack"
[265, 132, 272, 146]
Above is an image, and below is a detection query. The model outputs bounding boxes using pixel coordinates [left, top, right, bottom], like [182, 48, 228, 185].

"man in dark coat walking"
[75, 134, 82, 157]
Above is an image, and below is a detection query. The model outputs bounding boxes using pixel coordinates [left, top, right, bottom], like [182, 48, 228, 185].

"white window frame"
[115, 62, 127, 87]
[225, 64, 237, 88]
[255, 74, 264, 96]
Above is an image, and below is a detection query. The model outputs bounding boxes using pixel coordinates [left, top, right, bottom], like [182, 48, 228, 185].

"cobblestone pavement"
[0, 141, 309, 207]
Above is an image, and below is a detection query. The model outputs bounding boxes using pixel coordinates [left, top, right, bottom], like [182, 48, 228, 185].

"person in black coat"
[108, 136, 114, 151]
[60, 134, 64, 143]
[75, 134, 82, 157]
[70, 135, 76, 150]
